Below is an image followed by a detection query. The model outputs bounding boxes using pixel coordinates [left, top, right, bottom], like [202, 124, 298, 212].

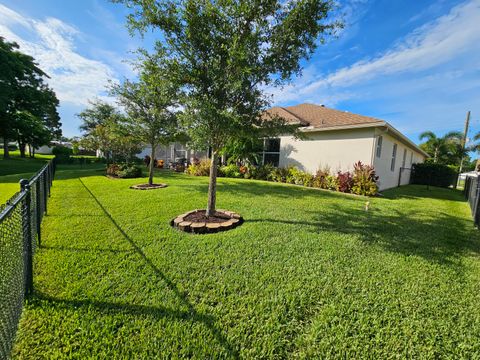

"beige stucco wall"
[372, 129, 426, 191]
[278, 128, 376, 174]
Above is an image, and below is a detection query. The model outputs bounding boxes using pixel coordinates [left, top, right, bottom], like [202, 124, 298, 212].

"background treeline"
[0, 37, 61, 158]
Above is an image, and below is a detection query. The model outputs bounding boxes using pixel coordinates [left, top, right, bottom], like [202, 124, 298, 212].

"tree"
[419, 131, 462, 164]
[77, 100, 139, 163]
[116, 0, 339, 216]
[111, 56, 179, 186]
[13, 111, 52, 158]
[0, 37, 61, 158]
[78, 99, 119, 133]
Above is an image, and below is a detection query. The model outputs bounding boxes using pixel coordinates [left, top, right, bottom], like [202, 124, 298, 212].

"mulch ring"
[130, 183, 168, 190]
[171, 209, 243, 234]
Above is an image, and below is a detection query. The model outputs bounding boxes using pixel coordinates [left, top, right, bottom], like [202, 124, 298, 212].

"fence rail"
[464, 174, 480, 227]
[0, 159, 55, 359]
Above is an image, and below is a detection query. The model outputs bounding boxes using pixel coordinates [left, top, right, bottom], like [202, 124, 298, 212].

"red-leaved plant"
[336, 171, 353, 193]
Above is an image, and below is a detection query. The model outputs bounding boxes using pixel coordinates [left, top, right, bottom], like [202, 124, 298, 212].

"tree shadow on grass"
[42, 178, 239, 358]
[31, 292, 225, 335]
[248, 203, 480, 271]
[381, 185, 465, 202]
[175, 178, 348, 201]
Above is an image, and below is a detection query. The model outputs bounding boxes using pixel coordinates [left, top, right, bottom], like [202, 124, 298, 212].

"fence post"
[43, 172, 48, 215]
[36, 179, 41, 246]
[20, 179, 33, 297]
[475, 178, 480, 227]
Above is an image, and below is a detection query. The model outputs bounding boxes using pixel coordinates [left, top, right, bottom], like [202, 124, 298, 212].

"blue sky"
[1, 0, 479, 145]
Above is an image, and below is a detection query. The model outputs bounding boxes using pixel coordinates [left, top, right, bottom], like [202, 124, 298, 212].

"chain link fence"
[0, 159, 55, 359]
[464, 174, 480, 227]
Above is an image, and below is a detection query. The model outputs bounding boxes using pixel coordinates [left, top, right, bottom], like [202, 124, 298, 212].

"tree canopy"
[115, 0, 340, 215]
[0, 37, 61, 158]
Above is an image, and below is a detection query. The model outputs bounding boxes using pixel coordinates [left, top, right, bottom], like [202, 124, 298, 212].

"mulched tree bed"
[171, 209, 243, 234]
[130, 183, 168, 190]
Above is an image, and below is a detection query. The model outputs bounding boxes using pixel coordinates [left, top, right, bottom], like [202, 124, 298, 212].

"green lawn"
[10, 165, 480, 358]
[0, 151, 54, 204]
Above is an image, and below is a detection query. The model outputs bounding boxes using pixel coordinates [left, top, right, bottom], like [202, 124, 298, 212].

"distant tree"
[77, 101, 140, 163]
[13, 111, 52, 157]
[111, 55, 179, 186]
[419, 131, 463, 164]
[0, 37, 61, 158]
[115, 0, 339, 215]
[78, 99, 119, 133]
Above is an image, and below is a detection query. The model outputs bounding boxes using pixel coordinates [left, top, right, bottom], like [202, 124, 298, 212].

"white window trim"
[391, 143, 397, 172]
[376, 136, 383, 158]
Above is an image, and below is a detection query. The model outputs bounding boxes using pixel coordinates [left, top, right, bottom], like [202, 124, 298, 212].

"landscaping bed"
[171, 209, 243, 233]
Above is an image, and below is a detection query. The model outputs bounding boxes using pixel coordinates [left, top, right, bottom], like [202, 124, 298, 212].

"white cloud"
[268, 0, 480, 107]
[0, 4, 118, 106]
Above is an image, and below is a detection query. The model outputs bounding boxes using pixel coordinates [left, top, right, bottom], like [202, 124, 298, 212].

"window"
[410, 151, 413, 166]
[391, 143, 397, 171]
[376, 136, 383, 158]
[262, 138, 281, 167]
[402, 148, 407, 168]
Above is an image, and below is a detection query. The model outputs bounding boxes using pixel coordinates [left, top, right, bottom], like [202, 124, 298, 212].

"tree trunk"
[149, 143, 155, 186]
[19, 142, 26, 158]
[3, 138, 9, 159]
[434, 148, 438, 163]
[206, 151, 218, 217]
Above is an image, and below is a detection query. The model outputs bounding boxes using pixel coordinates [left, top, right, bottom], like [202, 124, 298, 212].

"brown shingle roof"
[265, 103, 383, 129]
[262, 106, 308, 125]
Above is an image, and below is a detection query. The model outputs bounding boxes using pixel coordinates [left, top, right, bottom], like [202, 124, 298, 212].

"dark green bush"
[250, 164, 275, 180]
[52, 146, 73, 157]
[52, 146, 73, 164]
[107, 163, 142, 178]
[411, 163, 457, 188]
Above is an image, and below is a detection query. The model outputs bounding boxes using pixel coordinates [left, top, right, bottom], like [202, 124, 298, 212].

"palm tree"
[419, 131, 463, 163]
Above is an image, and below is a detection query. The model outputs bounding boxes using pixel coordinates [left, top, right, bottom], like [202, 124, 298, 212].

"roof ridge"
[279, 106, 308, 125]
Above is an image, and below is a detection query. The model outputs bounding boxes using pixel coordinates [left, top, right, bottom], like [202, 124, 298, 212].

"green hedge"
[411, 163, 457, 188]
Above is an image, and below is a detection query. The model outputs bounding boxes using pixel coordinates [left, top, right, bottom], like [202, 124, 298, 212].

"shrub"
[286, 167, 313, 186]
[52, 145, 73, 163]
[106, 164, 120, 176]
[325, 174, 339, 190]
[313, 166, 331, 189]
[250, 164, 275, 180]
[52, 145, 73, 157]
[186, 159, 211, 176]
[220, 164, 242, 178]
[352, 161, 378, 196]
[270, 167, 290, 183]
[411, 162, 457, 188]
[336, 171, 353, 193]
[107, 163, 142, 178]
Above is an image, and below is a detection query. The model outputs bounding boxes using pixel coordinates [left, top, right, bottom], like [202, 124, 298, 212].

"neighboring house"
[133, 103, 427, 191]
[36, 141, 73, 154]
[264, 103, 428, 191]
[136, 143, 208, 164]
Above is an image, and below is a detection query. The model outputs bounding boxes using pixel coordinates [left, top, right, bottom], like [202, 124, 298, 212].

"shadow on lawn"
[381, 185, 465, 202]
[47, 178, 239, 358]
[249, 202, 480, 270]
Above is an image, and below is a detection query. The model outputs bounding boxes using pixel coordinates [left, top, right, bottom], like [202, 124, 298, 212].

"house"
[135, 103, 427, 191]
[264, 103, 428, 191]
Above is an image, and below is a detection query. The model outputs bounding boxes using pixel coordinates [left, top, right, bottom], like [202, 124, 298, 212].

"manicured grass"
[0, 151, 54, 204]
[11, 165, 480, 358]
